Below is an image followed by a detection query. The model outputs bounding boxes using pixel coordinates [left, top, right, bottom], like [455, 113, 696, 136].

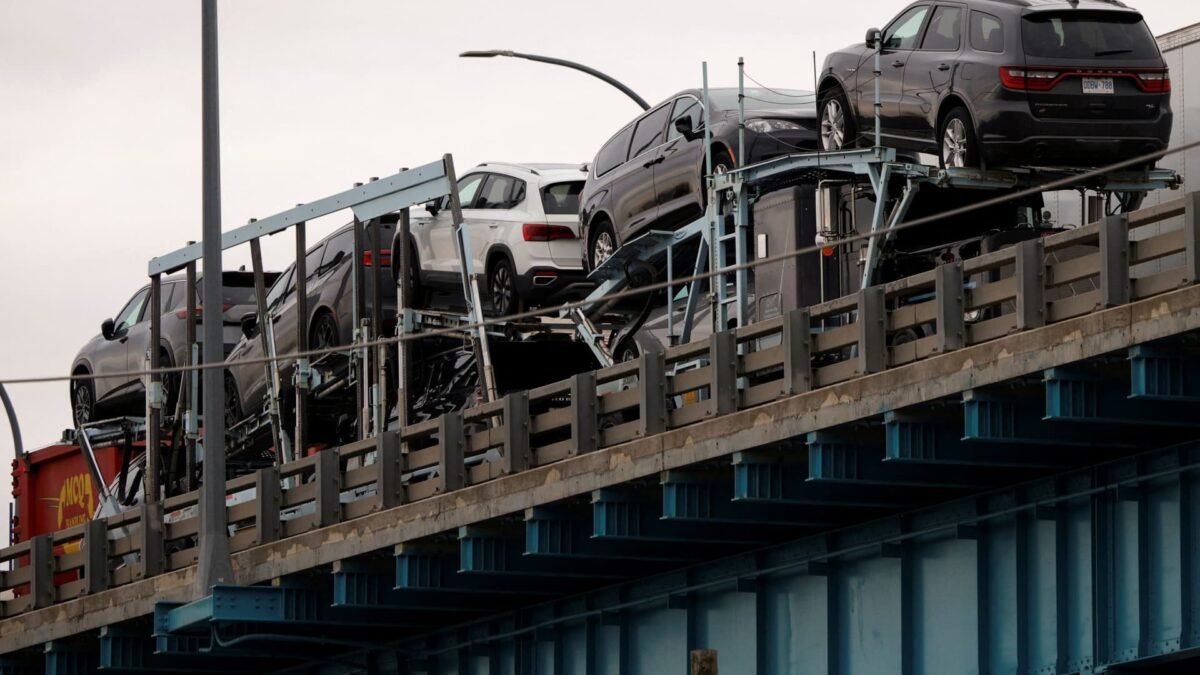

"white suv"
[400, 162, 590, 315]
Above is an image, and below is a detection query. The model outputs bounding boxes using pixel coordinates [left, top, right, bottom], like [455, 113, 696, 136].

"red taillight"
[174, 303, 233, 320]
[1000, 66, 1059, 91]
[522, 223, 576, 242]
[363, 249, 392, 267]
[1136, 70, 1171, 93]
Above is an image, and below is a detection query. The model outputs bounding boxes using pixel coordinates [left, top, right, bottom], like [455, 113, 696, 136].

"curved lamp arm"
[460, 50, 650, 111]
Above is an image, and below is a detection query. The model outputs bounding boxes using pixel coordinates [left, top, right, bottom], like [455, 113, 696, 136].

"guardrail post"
[1100, 214, 1130, 307]
[376, 431, 403, 510]
[638, 352, 667, 436]
[437, 411, 465, 493]
[315, 449, 342, 528]
[857, 286, 887, 375]
[1015, 238, 1046, 330]
[935, 262, 965, 353]
[29, 534, 53, 609]
[709, 331, 738, 416]
[255, 466, 281, 545]
[570, 372, 597, 456]
[136, 502, 164, 580]
[83, 519, 109, 594]
[782, 308, 812, 396]
[501, 392, 531, 474]
[1185, 192, 1200, 285]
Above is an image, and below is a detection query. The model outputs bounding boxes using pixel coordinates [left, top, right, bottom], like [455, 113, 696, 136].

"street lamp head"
[459, 50, 515, 58]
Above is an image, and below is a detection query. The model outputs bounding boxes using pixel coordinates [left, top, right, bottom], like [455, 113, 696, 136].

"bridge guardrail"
[1, 193, 1195, 619]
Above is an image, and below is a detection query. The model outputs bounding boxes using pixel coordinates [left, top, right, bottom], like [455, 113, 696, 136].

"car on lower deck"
[70, 271, 280, 426]
[400, 162, 590, 316]
[818, 0, 1172, 169]
[580, 88, 818, 272]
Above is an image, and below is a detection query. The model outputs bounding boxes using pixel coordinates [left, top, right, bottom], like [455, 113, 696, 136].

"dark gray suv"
[818, 0, 1172, 168]
[70, 271, 279, 425]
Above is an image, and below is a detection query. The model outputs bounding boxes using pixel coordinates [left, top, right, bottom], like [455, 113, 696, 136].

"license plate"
[1082, 77, 1114, 95]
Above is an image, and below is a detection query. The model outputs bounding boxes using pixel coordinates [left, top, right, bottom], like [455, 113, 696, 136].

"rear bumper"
[515, 267, 593, 306]
[976, 100, 1172, 168]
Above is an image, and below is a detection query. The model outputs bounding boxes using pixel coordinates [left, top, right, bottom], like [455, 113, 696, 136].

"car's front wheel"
[940, 107, 980, 169]
[819, 86, 855, 152]
[588, 220, 618, 271]
[488, 257, 519, 317]
[71, 376, 94, 427]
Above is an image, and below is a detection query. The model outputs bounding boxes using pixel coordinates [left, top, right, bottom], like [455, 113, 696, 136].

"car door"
[613, 102, 672, 239]
[655, 95, 706, 230]
[425, 172, 487, 276]
[469, 173, 519, 274]
[92, 287, 150, 402]
[234, 266, 295, 415]
[861, 4, 932, 147]
[901, 4, 965, 147]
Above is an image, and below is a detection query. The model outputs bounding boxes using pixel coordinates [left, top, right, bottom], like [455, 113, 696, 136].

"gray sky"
[0, 0, 1194, 541]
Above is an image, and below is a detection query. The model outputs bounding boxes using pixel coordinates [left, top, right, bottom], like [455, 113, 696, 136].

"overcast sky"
[0, 1, 1194, 541]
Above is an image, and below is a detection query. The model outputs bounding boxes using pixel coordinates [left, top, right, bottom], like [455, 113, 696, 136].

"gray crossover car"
[70, 271, 279, 425]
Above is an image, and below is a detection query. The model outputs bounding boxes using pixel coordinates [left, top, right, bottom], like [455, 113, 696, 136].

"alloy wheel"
[73, 383, 92, 426]
[593, 231, 615, 269]
[489, 263, 515, 316]
[312, 314, 338, 350]
[942, 118, 968, 169]
[821, 99, 845, 151]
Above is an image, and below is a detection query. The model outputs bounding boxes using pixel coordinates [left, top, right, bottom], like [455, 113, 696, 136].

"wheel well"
[392, 235, 419, 285]
[936, 96, 970, 134]
[817, 76, 840, 100]
[485, 248, 513, 277]
[588, 213, 613, 245]
[308, 307, 336, 343]
[72, 365, 89, 389]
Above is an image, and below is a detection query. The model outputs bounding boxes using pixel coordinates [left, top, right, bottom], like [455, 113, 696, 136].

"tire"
[223, 371, 243, 430]
[819, 86, 855, 152]
[940, 107, 980, 169]
[71, 375, 95, 427]
[160, 348, 180, 416]
[487, 257, 520, 317]
[310, 312, 339, 350]
[588, 219, 618, 271]
[400, 241, 426, 309]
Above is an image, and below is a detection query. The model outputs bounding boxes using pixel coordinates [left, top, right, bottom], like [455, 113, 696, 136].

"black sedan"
[580, 88, 817, 270]
[817, 0, 1171, 169]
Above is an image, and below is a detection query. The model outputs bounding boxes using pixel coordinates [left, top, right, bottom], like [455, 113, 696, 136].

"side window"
[884, 5, 930, 50]
[595, 127, 633, 177]
[320, 229, 353, 272]
[159, 282, 177, 313]
[476, 175, 518, 209]
[114, 288, 150, 333]
[921, 6, 962, 50]
[167, 282, 189, 311]
[628, 104, 672, 159]
[666, 96, 703, 141]
[969, 10, 1003, 53]
[266, 267, 294, 310]
[456, 173, 485, 209]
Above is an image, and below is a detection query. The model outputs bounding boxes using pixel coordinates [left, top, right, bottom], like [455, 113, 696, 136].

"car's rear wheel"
[223, 371, 243, 430]
[71, 376, 94, 427]
[310, 312, 338, 351]
[940, 108, 979, 169]
[819, 86, 855, 151]
[588, 220, 618, 271]
[488, 257, 519, 317]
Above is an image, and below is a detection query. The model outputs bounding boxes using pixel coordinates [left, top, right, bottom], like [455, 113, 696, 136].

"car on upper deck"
[817, 0, 1172, 169]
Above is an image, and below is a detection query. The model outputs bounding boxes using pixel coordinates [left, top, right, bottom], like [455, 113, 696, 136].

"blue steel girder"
[592, 486, 776, 546]
[1129, 340, 1200, 401]
[458, 524, 628, 581]
[42, 641, 97, 675]
[525, 504, 730, 563]
[99, 621, 260, 673]
[732, 449, 923, 509]
[396, 540, 582, 596]
[334, 558, 525, 616]
[659, 468, 848, 527]
[885, 407, 1074, 469]
[1045, 361, 1200, 428]
[962, 382, 1144, 448]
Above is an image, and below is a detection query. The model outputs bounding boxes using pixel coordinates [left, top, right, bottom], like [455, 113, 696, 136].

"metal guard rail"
[2, 192, 1197, 617]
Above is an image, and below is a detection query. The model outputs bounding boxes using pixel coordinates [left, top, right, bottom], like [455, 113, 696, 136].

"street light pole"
[198, 0, 233, 592]
[459, 50, 650, 111]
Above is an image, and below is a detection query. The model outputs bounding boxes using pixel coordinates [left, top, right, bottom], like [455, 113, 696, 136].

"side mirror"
[240, 313, 258, 340]
[101, 319, 115, 340]
[425, 200, 441, 216]
[866, 27, 881, 49]
[674, 117, 700, 142]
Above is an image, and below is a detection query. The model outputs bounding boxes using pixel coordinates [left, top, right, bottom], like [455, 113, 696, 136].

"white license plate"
[1082, 77, 1114, 95]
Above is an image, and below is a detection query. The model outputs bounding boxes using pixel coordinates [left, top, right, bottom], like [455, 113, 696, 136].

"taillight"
[1000, 67, 1059, 91]
[363, 249, 392, 266]
[175, 303, 233, 320]
[1137, 70, 1171, 93]
[522, 224, 576, 242]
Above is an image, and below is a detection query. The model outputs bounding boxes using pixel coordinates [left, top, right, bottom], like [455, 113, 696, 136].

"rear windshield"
[196, 271, 282, 306]
[541, 181, 584, 215]
[1021, 12, 1158, 60]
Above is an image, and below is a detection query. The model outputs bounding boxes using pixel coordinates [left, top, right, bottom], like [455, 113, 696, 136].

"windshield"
[707, 88, 814, 112]
[1022, 12, 1158, 60]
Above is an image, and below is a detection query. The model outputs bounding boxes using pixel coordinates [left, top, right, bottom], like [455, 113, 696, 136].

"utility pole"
[197, 0, 233, 591]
